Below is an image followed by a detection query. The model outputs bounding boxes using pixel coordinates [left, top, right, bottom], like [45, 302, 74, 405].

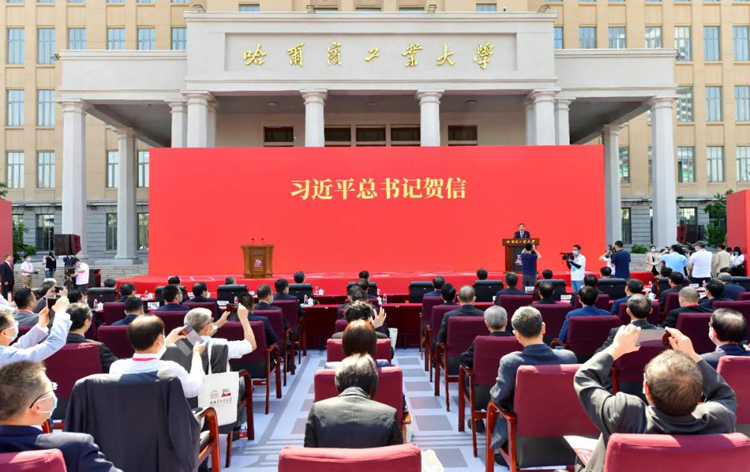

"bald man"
[663, 287, 711, 329]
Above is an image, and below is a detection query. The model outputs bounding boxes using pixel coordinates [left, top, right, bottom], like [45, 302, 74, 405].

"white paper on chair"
[563, 435, 598, 466]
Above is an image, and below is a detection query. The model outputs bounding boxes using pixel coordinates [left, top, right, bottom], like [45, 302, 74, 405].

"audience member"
[0, 298, 70, 367]
[65, 303, 117, 373]
[189, 282, 220, 313]
[332, 301, 387, 340]
[489, 307, 576, 464]
[520, 243, 541, 289]
[575, 325, 736, 472]
[338, 286, 369, 311]
[610, 241, 631, 279]
[476, 268, 488, 281]
[13, 289, 40, 327]
[358, 270, 370, 282]
[717, 272, 746, 300]
[660, 245, 689, 275]
[701, 308, 750, 369]
[559, 287, 610, 343]
[495, 273, 525, 298]
[293, 271, 305, 284]
[597, 294, 656, 353]
[112, 298, 145, 326]
[156, 285, 187, 312]
[304, 354, 402, 448]
[256, 284, 290, 331]
[437, 286, 484, 345]
[688, 241, 713, 285]
[356, 278, 378, 302]
[68, 290, 84, 305]
[424, 276, 446, 298]
[224, 276, 236, 285]
[441, 283, 457, 304]
[610, 279, 644, 315]
[103, 279, 117, 289]
[0, 361, 121, 472]
[700, 279, 731, 309]
[583, 274, 604, 294]
[659, 271, 685, 307]
[237, 294, 278, 347]
[167, 276, 181, 285]
[116, 283, 135, 303]
[461, 305, 512, 371]
[536, 281, 556, 304]
[32, 281, 57, 313]
[273, 278, 305, 318]
[175, 306, 256, 368]
[599, 266, 612, 279]
[325, 320, 390, 369]
[663, 287, 711, 328]
[541, 269, 553, 280]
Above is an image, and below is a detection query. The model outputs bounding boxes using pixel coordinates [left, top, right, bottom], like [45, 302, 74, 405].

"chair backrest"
[272, 299, 299, 329]
[567, 316, 621, 358]
[334, 319, 347, 333]
[155, 285, 188, 306]
[154, 311, 188, 334]
[733, 276, 750, 291]
[663, 292, 681, 314]
[740, 292, 750, 302]
[253, 308, 285, 338]
[313, 367, 404, 423]
[616, 300, 660, 326]
[45, 343, 103, 399]
[717, 356, 750, 424]
[657, 277, 671, 296]
[473, 336, 523, 386]
[675, 313, 714, 354]
[408, 281, 433, 303]
[598, 278, 627, 300]
[289, 283, 313, 303]
[326, 338, 392, 363]
[182, 301, 219, 321]
[87, 287, 116, 307]
[603, 433, 750, 472]
[446, 317, 488, 357]
[102, 302, 126, 325]
[712, 300, 750, 332]
[572, 294, 610, 310]
[97, 325, 133, 358]
[474, 280, 504, 302]
[514, 364, 598, 437]
[346, 281, 378, 296]
[613, 345, 667, 383]
[216, 284, 248, 302]
[532, 303, 573, 340]
[535, 279, 566, 301]
[431, 305, 458, 336]
[421, 296, 444, 327]
[497, 295, 533, 315]
[217, 321, 267, 364]
[278, 444, 421, 472]
[0, 450, 67, 472]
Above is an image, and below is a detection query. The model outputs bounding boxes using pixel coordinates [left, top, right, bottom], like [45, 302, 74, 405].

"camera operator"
[564, 245, 586, 293]
[599, 245, 614, 269]
[71, 258, 90, 295]
[520, 243, 542, 289]
[609, 241, 631, 279]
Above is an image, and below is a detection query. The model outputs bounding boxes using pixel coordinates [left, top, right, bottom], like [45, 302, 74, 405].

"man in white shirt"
[0, 297, 71, 367]
[109, 315, 206, 398]
[567, 244, 587, 293]
[20, 255, 35, 289]
[688, 241, 714, 285]
[185, 305, 256, 361]
[71, 258, 90, 295]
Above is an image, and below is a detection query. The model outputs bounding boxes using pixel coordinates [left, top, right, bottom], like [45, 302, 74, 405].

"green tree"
[12, 220, 37, 262]
[704, 190, 733, 247]
[0, 182, 7, 200]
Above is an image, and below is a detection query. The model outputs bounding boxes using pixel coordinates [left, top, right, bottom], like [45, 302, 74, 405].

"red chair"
[326, 338, 391, 363]
[153, 311, 187, 334]
[572, 293, 610, 310]
[382, 304, 421, 348]
[420, 296, 444, 356]
[552, 316, 621, 363]
[601, 433, 750, 472]
[434, 317, 488, 410]
[497, 295, 533, 317]
[717, 356, 750, 435]
[302, 305, 338, 350]
[712, 300, 750, 326]
[102, 302, 126, 325]
[45, 343, 103, 426]
[739, 292, 750, 301]
[662, 292, 680, 316]
[0, 450, 67, 472]
[675, 313, 713, 354]
[334, 319, 347, 333]
[183, 301, 219, 320]
[278, 443, 421, 472]
[273, 299, 306, 360]
[458, 336, 522, 457]
[219, 321, 280, 414]
[532, 303, 573, 340]
[254, 308, 293, 382]
[486, 364, 598, 472]
[427, 304, 458, 379]
[611, 345, 668, 398]
[616, 300, 660, 326]
[97, 325, 133, 358]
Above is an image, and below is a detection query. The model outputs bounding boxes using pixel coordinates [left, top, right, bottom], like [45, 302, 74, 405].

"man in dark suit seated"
[702, 308, 750, 369]
[513, 223, 530, 239]
[437, 286, 484, 345]
[256, 284, 290, 331]
[610, 279, 643, 315]
[476, 268, 488, 282]
[337, 286, 369, 311]
[224, 276, 236, 285]
[718, 272, 746, 300]
[155, 285, 187, 312]
[293, 271, 305, 284]
[575, 325, 736, 472]
[536, 281, 557, 304]
[331, 301, 388, 340]
[167, 276, 180, 285]
[66, 303, 117, 373]
[663, 287, 711, 328]
[700, 279, 731, 309]
[112, 298, 145, 326]
[423, 275, 446, 298]
[354, 278, 378, 304]
[597, 294, 656, 353]
[441, 283, 457, 305]
[599, 266, 612, 279]
[659, 271, 685, 308]
[116, 283, 136, 303]
[189, 282, 220, 313]
[237, 294, 277, 347]
[0, 361, 121, 472]
[304, 354, 402, 448]
[583, 274, 604, 295]
[273, 278, 304, 319]
[559, 286, 611, 344]
[495, 273, 525, 300]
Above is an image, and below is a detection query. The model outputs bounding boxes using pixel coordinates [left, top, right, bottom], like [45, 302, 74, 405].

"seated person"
[541, 269, 554, 280]
[112, 298, 146, 326]
[224, 276, 236, 285]
[583, 274, 604, 295]
[108, 315, 206, 398]
[304, 354, 402, 448]
[188, 282, 220, 314]
[13, 289, 39, 327]
[325, 320, 390, 369]
[0, 361, 121, 472]
[66, 303, 118, 373]
[32, 281, 57, 313]
[293, 271, 305, 284]
[116, 283, 136, 302]
[476, 268, 488, 282]
[702, 308, 750, 369]
[717, 272, 745, 300]
[155, 285, 187, 312]
[231, 294, 278, 380]
[575, 325, 736, 472]
[355, 278, 378, 304]
[495, 273, 525, 299]
[273, 278, 304, 319]
[597, 294, 656, 353]
[610, 279, 644, 315]
[700, 279, 731, 309]
[599, 266, 612, 279]
[424, 276, 446, 298]
[167, 276, 181, 286]
[337, 286, 369, 312]
[489, 307, 577, 465]
[662, 287, 711, 328]
[183, 306, 256, 363]
[437, 286, 484, 345]
[650, 266, 673, 296]
[67, 290, 84, 305]
[536, 281, 557, 304]
[558, 286, 611, 343]
[0, 298, 71, 367]
[332, 301, 388, 340]
[255, 284, 290, 331]
[441, 283, 457, 305]
[659, 271, 685, 308]
[103, 279, 117, 289]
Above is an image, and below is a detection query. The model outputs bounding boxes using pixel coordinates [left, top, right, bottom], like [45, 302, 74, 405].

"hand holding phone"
[636, 328, 668, 347]
[175, 325, 203, 356]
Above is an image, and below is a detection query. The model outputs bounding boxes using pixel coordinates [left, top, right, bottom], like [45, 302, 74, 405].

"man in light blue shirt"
[559, 287, 610, 343]
[659, 244, 689, 274]
[0, 297, 71, 367]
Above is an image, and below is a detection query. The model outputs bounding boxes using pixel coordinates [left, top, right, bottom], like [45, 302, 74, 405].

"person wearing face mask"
[155, 284, 187, 312]
[731, 246, 746, 277]
[0, 298, 71, 367]
[645, 245, 660, 276]
[566, 244, 586, 293]
[0, 361, 121, 472]
[108, 315, 206, 398]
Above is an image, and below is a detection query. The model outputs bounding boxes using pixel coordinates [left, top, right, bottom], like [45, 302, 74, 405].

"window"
[138, 213, 149, 250]
[239, 4, 260, 11]
[263, 127, 294, 146]
[609, 0, 625, 3]
[38, 0, 55, 3]
[356, 7, 382, 12]
[106, 213, 117, 251]
[707, 146, 724, 182]
[738, 147, 750, 182]
[171, 27, 186, 51]
[7, 152, 24, 189]
[579, 27, 596, 49]
[68, 28, 86, 50]
[137, 150, 149, 188]
[621, 208, 632, 245]
[314, 7, 338, 12]
[108, 0, 124, 3]
[8, 0, 24, 3]
[734, 26, 750, 61]
[356, 127, 386, 146]
[675, 27, 692, 61]
[37, 152, 54, 189]
[554, 27, 564, 49]
[106, 151, 119, 188]
[37, 90, 55, 127]
[677, 86, 693, 122]
[391, 126, 420, 146]
[448, 125, 478, 145]
[704, 26, 721, 61]
[37, 28, 55, 65]
[172, 0, 189, 3]
[609, 27, 626, 49]
[677, 146, 695, 183]
[736, 86, 750, 122]
[619, 147, 630, 183]
[324, 127, 352, 147]
[476, 3, 497, 11]
[679, 208, 698, 226]
[399, 7, 424, 11]
[7, 28, 25, 65]
[107, 28, 125, 50]
[68, 0, 85, 3]
[137, 28, 155, 51]
[35, 215, 54, 252]
[7, 90, 25, 127]
[706, 86, 722, 122]
[137, 0, 154, 3]
[645, 27, 662, 49]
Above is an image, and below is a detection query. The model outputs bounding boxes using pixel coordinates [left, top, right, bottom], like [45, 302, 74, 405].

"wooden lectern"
[502, 238, 540, 272]
[241, 244, 274, 279]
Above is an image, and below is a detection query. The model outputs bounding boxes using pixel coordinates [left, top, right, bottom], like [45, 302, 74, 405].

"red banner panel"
[149, 146, 605, 276]
[728, 190, 750, 258]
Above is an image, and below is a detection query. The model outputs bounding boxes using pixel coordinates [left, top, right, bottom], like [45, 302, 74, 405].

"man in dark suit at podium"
[513, 224, 531, 239]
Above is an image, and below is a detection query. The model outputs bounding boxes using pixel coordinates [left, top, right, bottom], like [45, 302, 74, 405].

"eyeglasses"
[29, 382, 57, 408]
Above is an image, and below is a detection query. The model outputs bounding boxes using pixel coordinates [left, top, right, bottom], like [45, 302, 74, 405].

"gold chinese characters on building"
[291, 177, 467, 201]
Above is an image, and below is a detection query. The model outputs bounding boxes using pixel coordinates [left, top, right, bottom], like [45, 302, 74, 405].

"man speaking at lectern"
[513, 224, 530, 239]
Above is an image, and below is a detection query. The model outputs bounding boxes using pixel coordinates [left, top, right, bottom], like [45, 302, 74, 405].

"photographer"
[520, 243, 541, 289]
[71, 258, 90, 295]
[610, 240, 631, 279]
[564, 245, 586, 293]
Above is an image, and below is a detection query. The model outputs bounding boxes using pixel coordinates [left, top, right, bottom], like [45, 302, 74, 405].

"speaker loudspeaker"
[54, 234, 81, 256]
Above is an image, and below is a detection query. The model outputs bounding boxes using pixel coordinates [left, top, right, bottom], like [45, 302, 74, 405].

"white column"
[61, 100, 88, 258]
[301, 89, 327, 147]
[554, 98, 572, 145]
[603, 124, 623, 243]
[185, 92, 210, 148]
[524, 99, 535, 145]
[417, 90, 444, 147]
[169, 101, 188, 148]
[115, 128, 139, 263]
[530, 90, 557, 145]
[651, 97, 678, 247]
[207, 100, 218, 147]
